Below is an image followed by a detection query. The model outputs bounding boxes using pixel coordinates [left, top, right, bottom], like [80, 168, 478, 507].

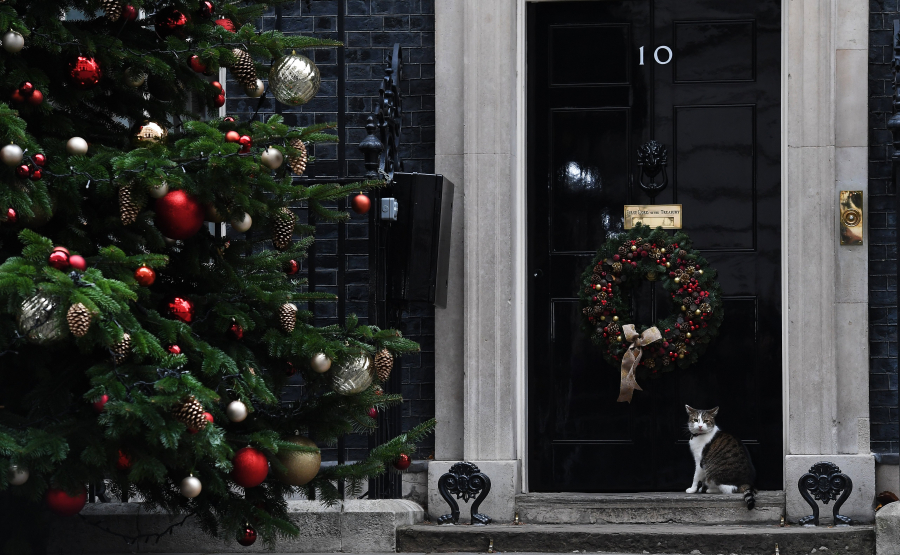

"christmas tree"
[0, 0, 432, 550]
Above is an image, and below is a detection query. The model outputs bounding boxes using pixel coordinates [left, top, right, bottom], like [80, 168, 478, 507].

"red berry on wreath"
[69, 254, 87, 271]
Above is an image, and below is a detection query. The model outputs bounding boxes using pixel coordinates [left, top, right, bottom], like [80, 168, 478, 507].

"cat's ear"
[708, 406, 719, 417]
[685, 405, 696, 415]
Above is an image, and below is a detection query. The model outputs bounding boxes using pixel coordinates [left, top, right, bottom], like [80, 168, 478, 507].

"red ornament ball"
[214, 93, 225, 108]
[284, 361, 297, 377]
[367, 407, 377, 419]
[238, 135, 252, 147]
[15, 164, 30, 178]
[52, 246, 70, 255]
[116, 450, 132, 471]
[68, 255, 87, 272]
[46, 486, 87, 517]
[351, 194, 371, 215]
[6, 208, 18, 224]
[393, 454, 411, 471]
[26, 90, 42, 106]
[48, 250, 70, 270]
[93, 394, 110, 413]
[223, 116, 235, 122]
[10, 90, 23, 103]
[166, 344, 182, 355]
[231, 447, 268, 488]
[225, 130, 240, 143]
[29, 168, 42, 181]
[189, 55, 207, 73]
[284, 259, 299, 275]
[68, 56, 103, 90]
[228, 322, 244, 340]
[134, 266, 156, 286]
[197, 1, 215, 19]
[215, 17, 236, 32]
[156, 7, 190, 39]
[154, 190, 205, 240]
[32, 153, 46, 166]
[18, 82, 34, 96]
[212, 81, 223, 92]
[164, 295, 195, 324]
[237, 523, 257, 546]
[121, 5, 137, 20]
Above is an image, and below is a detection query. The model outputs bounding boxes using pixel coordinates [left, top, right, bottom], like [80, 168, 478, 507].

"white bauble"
[164, 236, 178, 247]
[2, 31, 25, 54]
[66, 137, 89, 156]
[0, 144, 24, 166]
[245, 78, 265, 98]
[180, 475, 202, 498]
[7, 464, 29, 486]
[226, 400, 249, 423]
[231, 212, 252, 232]
[260, 147, 284, 170]
[148, 182, 169, 199]
[310, 352, 332, 373]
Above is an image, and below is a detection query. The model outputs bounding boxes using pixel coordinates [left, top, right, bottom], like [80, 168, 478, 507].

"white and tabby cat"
[684, 405, 757, 509]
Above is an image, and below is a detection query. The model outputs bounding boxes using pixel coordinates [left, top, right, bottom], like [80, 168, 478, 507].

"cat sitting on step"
[684, 405, 757, 510]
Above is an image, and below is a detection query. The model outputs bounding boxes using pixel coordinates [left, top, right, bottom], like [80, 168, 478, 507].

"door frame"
[432, 0, 872, 518]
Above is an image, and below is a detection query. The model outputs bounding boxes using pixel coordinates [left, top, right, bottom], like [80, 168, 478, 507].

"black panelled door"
[527, 0, 781, 492]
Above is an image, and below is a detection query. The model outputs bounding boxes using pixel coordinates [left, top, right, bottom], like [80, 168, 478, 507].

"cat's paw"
[685, 486, 698, 493]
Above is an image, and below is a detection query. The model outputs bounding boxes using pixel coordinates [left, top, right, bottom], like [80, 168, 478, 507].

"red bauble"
[284, 260, 299, 275]
[15, 164, 30, 178]
[223, 116, 235, 122]
[68, 56, 103, 90]
[134, 266, 156, 286]
[10, 90, 23, 103]
[237, 523, 257, 546]
[214, 18, 236, 32]
[19, 82, 34, 96]
[238, 135, 252, 147]
[93, 394, 110, 413]
[284, 361, 297, 376]
[189, 55, 207, 73]
[52, 246, 70, 255]
[6, 208, 17, 223]
[166, 344, 182, 354]
[122, 5, 137, 20]
[351, 194, 371, 215]
[46, 486, 87, 517]
[68, 255, 87, 272]
[393, 454, 411, 470]
[367, 407, 377, 419]
[164, 295, 195, 323]
[212, 81, 223, 92]
[116, 450, 132, 471]
[33, 153, 46, 166]
[154, 190, 205, 240]
[197, 1, 215, 19]
[225, 130, 240, 143]
[26, 89, 42, 105]
[239, 145, 251, 154]
[48, 250, 70, 270]
[156, 7, 190, 39]
[29, 168, 41, 181]
[214, 93, 225, 108]
[231, 447, 268, 488]
[228, 322, 244, 340]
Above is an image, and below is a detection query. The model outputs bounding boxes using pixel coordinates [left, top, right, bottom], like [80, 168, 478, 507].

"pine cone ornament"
[642, 243, 651, 252]
[172, 396, 207, 432]
[288, 138, 308, 175]
[700, 303, 712, 313]
[606, 322, 621, 336]
[678, 249, 688, 258]
[374, 348, 393, 382]
[272, 207, 295, 250]
[590, 273, 602, 284]
[644, 358, 656, 369]
[617, 246, 627, 255]
[119, 185, 140, 225]
[278, 303, 297, 333]
[611, 262, 623, 273]
[228, 48, 258, 88]
[635, 237, 643, 245]
[661, 356, 671, 367]
[112, 332, 131, 361]
[66, 303, 91, 337]
[101, 0, 123, 21]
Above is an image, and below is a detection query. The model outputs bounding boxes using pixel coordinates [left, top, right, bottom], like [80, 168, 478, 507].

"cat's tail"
[739, 485, 756, 510]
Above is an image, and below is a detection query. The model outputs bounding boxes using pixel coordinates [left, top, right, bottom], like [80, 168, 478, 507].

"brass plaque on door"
[624, 204, 682, 230]
[839, 191, 863, 246]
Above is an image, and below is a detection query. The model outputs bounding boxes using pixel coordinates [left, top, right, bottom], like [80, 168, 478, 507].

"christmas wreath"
[579, 224, 724, 402]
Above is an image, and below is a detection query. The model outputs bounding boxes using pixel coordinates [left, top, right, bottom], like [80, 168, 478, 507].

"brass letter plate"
[624, 204, 682, 230]
[839, 191, 863, 246]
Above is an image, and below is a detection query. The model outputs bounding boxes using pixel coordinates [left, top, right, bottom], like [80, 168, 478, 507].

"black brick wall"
[870, 0, 899, 455]
[226, 0, 436, 463]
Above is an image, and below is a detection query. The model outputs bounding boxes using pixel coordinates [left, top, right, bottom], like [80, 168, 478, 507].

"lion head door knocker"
[637, 140, 669, 201]
[437, 462, 492, 525]
[797, 461, 853, 526]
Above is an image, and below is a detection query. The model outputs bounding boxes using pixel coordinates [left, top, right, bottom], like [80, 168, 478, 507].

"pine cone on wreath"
[582, 306, 592, 315]
[642, 243, 651, 252]
[119, 185, 140, 225]
[67, 303, 92, 337]
[590, 273, 603, 284]
[635, 237, 643, 244]
[101, 0, 123, 21]
[272, 207, 296, 250]
[644, 358, 656, 369]
[700, 303, 712, 313]
[661, 356, 671, 367]
[374, 348, 393, 382]
[678, 249, 688, 258]
[606, 322, 621, 336]
[617, 246, 627, 255]
[611, 262, 623, 273]
[278, 303, 297, 333]
[288, 138, 308, 175]
[172, 396, 207, 432]
[228, 48, 257, 88]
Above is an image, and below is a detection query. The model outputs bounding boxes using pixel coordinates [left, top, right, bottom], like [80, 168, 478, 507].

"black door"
[527, 0, 781, 492]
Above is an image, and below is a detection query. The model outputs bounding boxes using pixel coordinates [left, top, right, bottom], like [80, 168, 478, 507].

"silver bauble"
[164, 236, 178, 246]
[180, 475, 202, 498]
[1, 144, 24, 167]
[310, 352, 332, 373]
[260, 147, 284, 170]
[231, 212, 252, 232]
[124, 67, 148, 88]
[66, 137, 89, 156]
[8, 465, 29, 486]
[17, 293, 68, 344]
[2, 31, 25, 53]
[226, 400, 249, 423]
[149, 182, 169, 199]
[245, 78, 265, 98]
[268, 53, 321, 106]
[331, 354, 373, 395]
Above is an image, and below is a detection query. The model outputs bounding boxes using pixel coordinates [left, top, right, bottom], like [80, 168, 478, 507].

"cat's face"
[685, 405, 719, 435]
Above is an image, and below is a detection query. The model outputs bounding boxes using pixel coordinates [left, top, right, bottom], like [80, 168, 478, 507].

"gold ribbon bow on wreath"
[617, 324, 662, 403]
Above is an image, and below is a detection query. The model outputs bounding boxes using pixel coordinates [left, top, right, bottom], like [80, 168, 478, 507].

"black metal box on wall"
[386, 173, 454, 308]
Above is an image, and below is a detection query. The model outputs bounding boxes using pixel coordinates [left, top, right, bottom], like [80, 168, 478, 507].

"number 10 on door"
[639, 46, 673, 65]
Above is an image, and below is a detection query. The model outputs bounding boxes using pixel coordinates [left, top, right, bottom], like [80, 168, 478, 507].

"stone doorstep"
[48, 499, 424, 554]
[515, 492, 785, 525]
[396, 523, 876, 555]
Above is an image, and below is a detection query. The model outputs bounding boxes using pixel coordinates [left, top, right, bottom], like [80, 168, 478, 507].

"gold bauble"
[686, 333, 692, 339]
[599, 316, 606, 321]
[630, 245, 637, 251]
[674, 277, 680, 284]
[678, 354, 685, 359]
[274, 435, 321, 486]
[699, 269, 704, 275]
[616, 335, 622, 342]
[660, 248, 666, 254]
[695, 309, 702, 315]
[331, 354, 373, 395]
[612, 316, 619, 322]
[131, 120, 168, 146]
[665, 262, 671, 268]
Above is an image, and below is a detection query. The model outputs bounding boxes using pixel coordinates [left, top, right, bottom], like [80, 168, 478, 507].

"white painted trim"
[515, 0, 529, 493]
[779, 0, 790, 487]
